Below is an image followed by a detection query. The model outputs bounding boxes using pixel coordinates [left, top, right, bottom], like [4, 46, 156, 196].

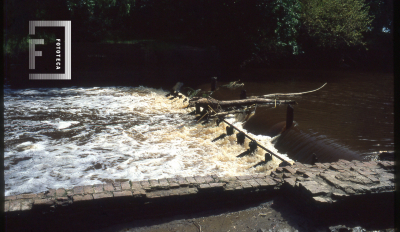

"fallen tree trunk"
[190, 98, 296, 108]
[256, 82, 327, 98]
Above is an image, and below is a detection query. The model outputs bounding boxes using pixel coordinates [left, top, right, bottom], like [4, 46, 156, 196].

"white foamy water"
[4, 86, 291, 196]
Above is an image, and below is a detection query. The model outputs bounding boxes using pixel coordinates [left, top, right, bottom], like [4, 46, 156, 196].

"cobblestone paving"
[4, 160, 394, 213]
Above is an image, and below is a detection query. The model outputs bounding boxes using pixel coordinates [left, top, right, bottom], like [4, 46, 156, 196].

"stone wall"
[4, 160, 394, 231]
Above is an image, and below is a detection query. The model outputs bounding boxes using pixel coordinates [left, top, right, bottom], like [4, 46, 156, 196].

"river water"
[207, 69, 394, 162]
[4, 69, 393, 196]
[4, 86, 285, 196]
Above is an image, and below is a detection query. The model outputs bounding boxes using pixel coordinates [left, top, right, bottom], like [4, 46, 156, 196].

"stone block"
[256, 173, 267, 178]
[283, 173, 292, 178]
[73, 186, 85, 195]
[9, 200, 22, 211]
[81, 186, 93, 194]
[273, 178, 282, 183]
[187, 188, 198, 195]
[121, 181, 131, 190]
[113, 191, 133, 197]
[66, 190, 74, 197]
[45, 189, 56, 197]
[204, 175, 214, 183]
[362, 174, 380, 183]
[55, 197, 70, 206]
[169, 183, 180, 188]
[93, 192, 113, 200]
[264, 177, 277, 186]
[284, 178, 296, 188]
[379, 173, 394, 182]
[238, 180, 253, 189]
[315, 163, 327, 170]
[166, 179, 179, 188]
[5, 201, 10, 212]
[319, 173, 343, 189]
[219, 176, 235, 183]
[55, 188, 66, 197]
[73, 194, 93, 202]
[236, 175, 252, 180]
[247, 179, 261, 188]
[275, 167, 283, 173]
[140, 180, 151, 189]
[211, 175, 219, 180]
[167, 178, 178, 184]
[338, 159, 351, 164]
[299, 181, 331, 196]
[254, 178, 269, 188]
[304, 172, 316, 178]
[93, 184, 104, 193]
[146, 192, 160, 199]
[160, 190, 173, 197]
[5, 195, 17, 201]
[313, 196, 331, 203]
[158, 179, 170, 188]
[194, 176, 206, 184]
[198, 184, 211, 189]
[178, 188, 198, 196]
[335, 172, 373, 185]
[149, 179, 160, 188]
[104, 183, 115, 191]
[186, 177, 197, 185]
[331, 191, 348, 198]
[34, 198, 55, 206]
[209, 183, 225, 188]
[113, 182, 122, 191]
[177, 178, 189, 187]
[133, 189, 146, 197]
[131, 181, 142, 190]
[283, 167, 296, 175]
[167, 189, 179, 196]
[293, 162, 306, 168]
[378, 161, 394, 170]
[17, 193, 37, 199]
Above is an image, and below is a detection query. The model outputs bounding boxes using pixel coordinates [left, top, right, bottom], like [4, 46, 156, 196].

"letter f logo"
[29, 39, 44, 69]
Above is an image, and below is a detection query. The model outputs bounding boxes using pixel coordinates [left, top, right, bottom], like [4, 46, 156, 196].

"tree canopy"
[4, 0, 393, 69]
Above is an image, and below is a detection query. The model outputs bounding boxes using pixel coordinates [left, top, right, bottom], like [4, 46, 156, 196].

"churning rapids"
[4, 86, 289, 196]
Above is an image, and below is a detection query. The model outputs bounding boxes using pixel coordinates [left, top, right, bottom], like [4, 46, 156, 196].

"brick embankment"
[4, 160, 395, 231]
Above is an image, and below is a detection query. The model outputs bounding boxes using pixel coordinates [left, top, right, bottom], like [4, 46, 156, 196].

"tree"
[300, 0, 373, 48]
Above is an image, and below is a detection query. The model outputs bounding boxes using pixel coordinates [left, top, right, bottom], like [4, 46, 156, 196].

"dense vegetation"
[4, 0, 393, 70]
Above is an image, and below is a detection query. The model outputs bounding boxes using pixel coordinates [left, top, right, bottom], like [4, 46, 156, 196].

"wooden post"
[311, 153, 318, 165]
[240, 90, 247, 99]
[196, 104, 201, 114]
[211, 77, 217, 91]
[236, 132, 245, 145]
[286, 104, 294, 130]
[265, 153, 272, 162]
[226, 125, 234, 135]
[249, 141, 258, 153]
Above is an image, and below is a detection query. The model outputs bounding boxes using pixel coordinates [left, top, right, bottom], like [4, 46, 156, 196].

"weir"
[4, 160, 394, 231]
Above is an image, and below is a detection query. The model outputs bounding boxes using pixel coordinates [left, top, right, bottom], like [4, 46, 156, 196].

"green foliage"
[4, 0, 390, 68]
[300, 0, 374, 48]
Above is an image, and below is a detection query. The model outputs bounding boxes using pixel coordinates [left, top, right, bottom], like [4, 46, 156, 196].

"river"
[4, 69, 393, 196]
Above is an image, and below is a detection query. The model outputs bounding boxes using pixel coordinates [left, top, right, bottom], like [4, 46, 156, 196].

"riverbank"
[4, 160, 394, 231]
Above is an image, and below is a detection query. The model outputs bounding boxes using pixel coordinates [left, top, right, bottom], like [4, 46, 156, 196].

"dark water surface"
[197, 69, 394, 162]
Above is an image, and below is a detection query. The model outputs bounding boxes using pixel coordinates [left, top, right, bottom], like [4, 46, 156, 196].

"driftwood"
[190, 98, 296, 108]
[257, 82, 327, 98]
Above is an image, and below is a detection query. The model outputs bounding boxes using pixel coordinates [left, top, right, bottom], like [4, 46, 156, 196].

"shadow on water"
[273, 127, 363, 163]
[200, 70, 393, 163]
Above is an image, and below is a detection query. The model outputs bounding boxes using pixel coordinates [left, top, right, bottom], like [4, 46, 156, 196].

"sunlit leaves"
[300, 0, 373, 48]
